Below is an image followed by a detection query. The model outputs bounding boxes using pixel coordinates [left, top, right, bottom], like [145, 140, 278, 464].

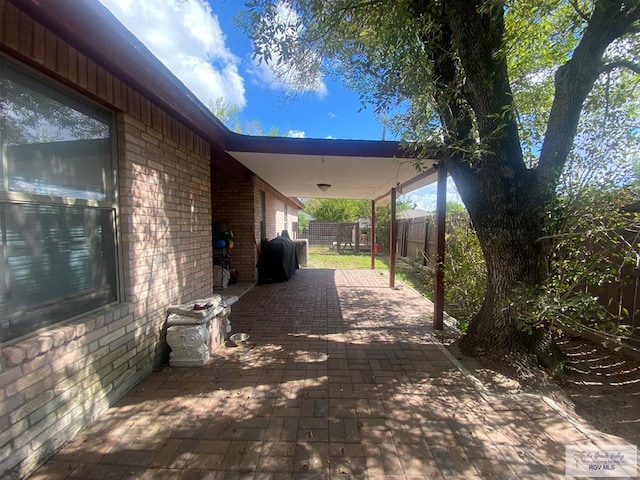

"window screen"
[0, 59, 118, 343]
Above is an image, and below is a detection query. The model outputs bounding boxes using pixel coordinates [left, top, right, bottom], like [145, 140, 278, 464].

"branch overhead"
[602, 60, 640, 75]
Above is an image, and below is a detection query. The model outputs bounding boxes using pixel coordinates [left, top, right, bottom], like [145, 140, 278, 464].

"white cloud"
[248, 2, 327, 98]
[287, 130, 306, 138]
[98, 0, 246, 109]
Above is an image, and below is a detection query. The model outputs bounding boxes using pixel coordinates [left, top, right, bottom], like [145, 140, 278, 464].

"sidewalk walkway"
[30, 269, 629, 479]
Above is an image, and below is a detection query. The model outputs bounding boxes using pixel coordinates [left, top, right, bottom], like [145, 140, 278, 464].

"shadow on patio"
[30, 269, 630, 479]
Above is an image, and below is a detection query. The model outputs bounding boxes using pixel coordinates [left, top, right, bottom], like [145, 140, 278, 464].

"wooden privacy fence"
[598, 267, 640, 332]
[396, 214, 463, 266]
[397, 216, 436, 265]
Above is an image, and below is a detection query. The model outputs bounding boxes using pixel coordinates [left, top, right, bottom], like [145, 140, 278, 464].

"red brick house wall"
[211, 172, 302, 284]
[254, 176, 302, 241]
[0, 2, 214, 477]
[211, 169, 257, 283]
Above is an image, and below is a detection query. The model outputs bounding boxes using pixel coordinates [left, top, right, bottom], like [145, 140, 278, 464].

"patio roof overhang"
[226, 134, 440, 205]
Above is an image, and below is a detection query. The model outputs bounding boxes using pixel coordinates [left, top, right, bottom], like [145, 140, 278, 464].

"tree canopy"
[303, 198, 369, 222]
[242, 0, 640, 362]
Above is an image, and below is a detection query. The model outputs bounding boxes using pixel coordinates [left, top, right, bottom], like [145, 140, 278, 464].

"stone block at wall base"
[166, 324, 210, 367]
[166, 296, 238, 366]
[207, 305, 231, 354]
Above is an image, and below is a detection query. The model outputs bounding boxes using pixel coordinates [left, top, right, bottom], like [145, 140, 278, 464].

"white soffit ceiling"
[227, 150, 439, 203]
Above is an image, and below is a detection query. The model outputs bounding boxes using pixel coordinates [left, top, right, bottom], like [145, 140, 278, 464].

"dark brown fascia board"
[373, 166, 439, 204]
[226, 132, 407, 158]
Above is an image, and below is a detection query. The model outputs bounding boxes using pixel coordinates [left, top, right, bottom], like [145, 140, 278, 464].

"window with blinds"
[0, 58, 119, 343]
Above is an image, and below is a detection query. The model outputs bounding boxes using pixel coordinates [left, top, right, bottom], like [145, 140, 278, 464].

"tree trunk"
[453, 163, 563, 367]
[412, 0, 638, 365]
[460, 203, 545, 354]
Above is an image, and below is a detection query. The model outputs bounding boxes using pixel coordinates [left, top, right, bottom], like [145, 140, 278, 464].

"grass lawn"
[307, 245, 384, 270]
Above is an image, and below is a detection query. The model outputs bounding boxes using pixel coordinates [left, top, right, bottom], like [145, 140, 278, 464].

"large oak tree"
[242, 0, 640, 362]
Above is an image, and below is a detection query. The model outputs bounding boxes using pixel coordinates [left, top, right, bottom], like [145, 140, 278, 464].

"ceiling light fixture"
[317, 156, 331, 192]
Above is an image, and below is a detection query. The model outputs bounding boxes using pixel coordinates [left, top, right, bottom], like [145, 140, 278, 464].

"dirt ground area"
[447, 334, 640, 447]
[555, 336, 640, 446]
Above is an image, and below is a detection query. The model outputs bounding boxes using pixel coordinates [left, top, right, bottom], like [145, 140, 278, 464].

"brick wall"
[254, 177, 302, 241]
[0, 2, 213, 478]
[211, 172, 302, 284]
[211, 169, 257, 283]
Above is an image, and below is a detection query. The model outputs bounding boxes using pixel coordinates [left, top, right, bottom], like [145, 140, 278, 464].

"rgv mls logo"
[566, 445, 637, 478]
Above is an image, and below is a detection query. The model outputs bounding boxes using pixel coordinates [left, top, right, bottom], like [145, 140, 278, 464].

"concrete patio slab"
[29, 269, 633, 479]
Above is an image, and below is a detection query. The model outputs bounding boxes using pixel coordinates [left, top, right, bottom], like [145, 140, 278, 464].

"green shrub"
[443, 215, 486, 331]
[511, 186, 639, 336]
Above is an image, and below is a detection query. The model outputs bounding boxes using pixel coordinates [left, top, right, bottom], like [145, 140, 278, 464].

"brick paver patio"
[30, 269, 631, 479]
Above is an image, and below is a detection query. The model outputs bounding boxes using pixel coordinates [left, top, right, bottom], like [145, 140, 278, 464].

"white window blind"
[0, 58, 119, 343]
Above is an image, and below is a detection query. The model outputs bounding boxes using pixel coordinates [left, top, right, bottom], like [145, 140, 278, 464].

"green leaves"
[511, 287, 606, 335]
[303, 198, 368, 222]
[512, 185, 640, 336]
[443, 213, 487, 328]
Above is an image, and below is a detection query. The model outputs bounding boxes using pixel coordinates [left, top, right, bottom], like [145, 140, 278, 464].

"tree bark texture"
[440, 125, 553, 353]
[436, 0, 640, 360]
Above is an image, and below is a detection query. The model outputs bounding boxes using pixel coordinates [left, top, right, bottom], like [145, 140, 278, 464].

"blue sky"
[97, 0, 461, 209]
